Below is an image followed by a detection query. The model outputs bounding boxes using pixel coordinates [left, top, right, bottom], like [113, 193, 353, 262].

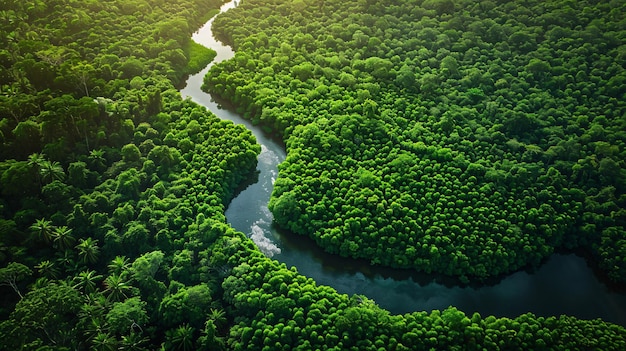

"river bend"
[180, 0, 626, 326]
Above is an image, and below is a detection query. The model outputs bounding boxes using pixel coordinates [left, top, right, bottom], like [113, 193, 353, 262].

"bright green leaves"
[269, 191, 300, 229]
[105, 297, 149, 336]
[103, 273, 134, 303]
[206, 0, 626, 285]
[76, 237, 100, 264]
[2, 282, 82, 349]
[159, 283, 214, 329]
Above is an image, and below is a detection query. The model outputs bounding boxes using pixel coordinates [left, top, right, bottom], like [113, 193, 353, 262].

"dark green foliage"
[105, 297, 149, 336]
[0, 0, 255, 349]
[0, 262, 31, 298]
[221, 253, 626, 350]
[207, 0, 626, 284]
[1, 0, 626, 350]
[159, 283, 214, 329]
[1, 282, 83, 349]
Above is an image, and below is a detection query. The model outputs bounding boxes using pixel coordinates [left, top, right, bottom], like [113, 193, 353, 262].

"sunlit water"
[180, 0, 626, 326]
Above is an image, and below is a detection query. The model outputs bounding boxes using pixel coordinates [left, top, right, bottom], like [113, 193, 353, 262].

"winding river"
[181, 0, 626, 326]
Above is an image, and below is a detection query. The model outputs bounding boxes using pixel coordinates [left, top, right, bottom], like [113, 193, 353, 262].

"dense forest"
[207, 0, 626, 283]
[0, 0, 625, 350]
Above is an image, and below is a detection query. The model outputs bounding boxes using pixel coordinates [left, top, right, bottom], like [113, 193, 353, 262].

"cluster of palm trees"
[162, 308, 228, 351]
[67, 255, 134, 302]
[27, 153, 66, 186]
[30, 218, 98, 259]
[31, 251, 136, 307]
[29, 218, 101, 279]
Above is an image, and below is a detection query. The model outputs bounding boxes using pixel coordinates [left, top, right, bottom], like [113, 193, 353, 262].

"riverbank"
[180, 0, 626, 327]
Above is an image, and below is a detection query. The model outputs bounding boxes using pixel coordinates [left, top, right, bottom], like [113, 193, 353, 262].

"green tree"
[29, 218, 54, 244]
[121, 143, 142, 163]
[0, 262, 32, 298]
[440, 55, 460, 77]
[119, 58, 145, 79]
[116, 168, 142, 199]
[197, 318, 225, 351]
[395, 64, 416, 90]
[423, 0, 456, 15]
[55, 250, 79, 274]
[52, 225, 76, 250]
[67, 161, 89, 188]
[76, 237, 100, 264]
[159, 284, 213, 328]
[27, 152, 45, 186]
[34, 260, 60, 279]
[103, 273, 133, 302]
[39, 160, 65, 184]
[91, 332, 118, 351]
[131, 250, 164, 284]
[525, 58, 551, 81]
[71, 62, 96, 97]
[2, 282, 82, 348]
[120, 331, 148, 351]
[108, 255, 130, 276]
[164, 324, 195, 351]
[11, 120, 42, 157]
[73, 269, 103, 294]
[105, 296, 149, 336]
[207, 308, 227, 331]
[88, 149, 107, 172]
[0, 160, 36, 197]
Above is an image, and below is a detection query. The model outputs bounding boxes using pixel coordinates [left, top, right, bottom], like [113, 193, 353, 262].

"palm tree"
[88, 149, 106, 172]
[52, 226, 75, 250]
[35, 260, 60, 279]
[27, 152, 46, 187]
[27, 152, 46, 168]
[198, 319, 226, 351]
[91, 332, 117, 351]
[31, 277, 51, 290]
[78, 294, 108, 340]
[30, 218, 55, 244]
[76, 237, 100, 264]
[165, 324, 195, 351]
[82, 317, 108, 345]
[107, 255, 130, 276]
[55, 249, 79, 273]
[73, 269, 103, 294]
[207, 308, 227, 331]
[103, 273, 132, 302]
[39, 160, 65, 183]
[120, 332, 148, 351]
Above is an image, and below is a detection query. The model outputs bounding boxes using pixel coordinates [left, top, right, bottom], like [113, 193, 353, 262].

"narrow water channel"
[180, 0, 626, 327]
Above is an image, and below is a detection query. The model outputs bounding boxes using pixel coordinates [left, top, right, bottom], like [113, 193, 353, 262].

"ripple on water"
[250, 222, 281, 257]
[258, 145, 280, 165]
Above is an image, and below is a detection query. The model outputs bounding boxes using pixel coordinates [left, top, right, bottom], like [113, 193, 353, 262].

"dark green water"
[181, 0, 626, 327]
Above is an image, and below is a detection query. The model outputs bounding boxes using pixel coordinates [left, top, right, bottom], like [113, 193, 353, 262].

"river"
[180, 0, 626, 326]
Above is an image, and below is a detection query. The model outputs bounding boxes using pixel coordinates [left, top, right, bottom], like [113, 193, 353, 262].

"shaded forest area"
[0, 0, 625, 350]
[207, 0, 626, 283]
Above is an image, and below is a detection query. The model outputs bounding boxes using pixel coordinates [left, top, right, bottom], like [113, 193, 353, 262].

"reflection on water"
[274, 226, 626, 326]
[181, 0, 626, 327]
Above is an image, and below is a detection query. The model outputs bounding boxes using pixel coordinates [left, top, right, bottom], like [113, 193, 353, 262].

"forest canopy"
[1, 0, 626, 350]
[206, 0, 626, 283]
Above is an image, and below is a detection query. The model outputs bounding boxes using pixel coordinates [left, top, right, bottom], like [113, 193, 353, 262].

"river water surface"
[180, 0, 626, 326]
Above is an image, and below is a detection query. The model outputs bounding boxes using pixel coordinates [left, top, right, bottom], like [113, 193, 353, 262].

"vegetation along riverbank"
[0, 0, 625, 349]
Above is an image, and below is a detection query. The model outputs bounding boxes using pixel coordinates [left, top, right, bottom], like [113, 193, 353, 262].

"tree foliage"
[208, 0, 626, 283]
[1, 0, 626, 350]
